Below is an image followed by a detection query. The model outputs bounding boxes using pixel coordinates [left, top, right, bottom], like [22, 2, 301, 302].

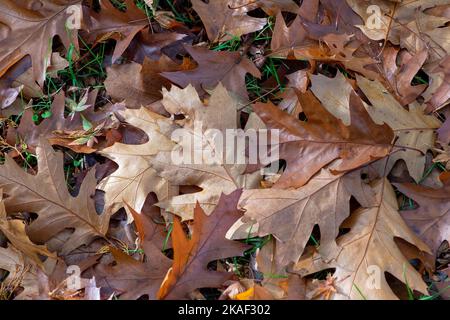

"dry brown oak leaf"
[0, 192, 55, 268]
[84, 0, 148, 63]
[94, 205, 171, 300]
[191, 0, 266, 42]
[251, 90, 394, 189]
[356, 75, 441, 183]
[161, 45, 261, 102]
[310, 71, 440, 183]
[348, 0, 450, 63]
[380, 47, 429, 107]
[270, 8, 379, 80]
[394, 174, 450, 254]
[294, 179, 431, 300]
[425, 55, 450, 113]
[239, 168, 377, 265]
[149, 84, 262, 220]
[157, 189, 250, 300]
[104, 55, 185, 109]
[255, 238, 307, 299]
[97, 107, 176, 220]
[0, 139, 109, 255]
[0, 0, 82, 86]
[439, 117, 450, 145]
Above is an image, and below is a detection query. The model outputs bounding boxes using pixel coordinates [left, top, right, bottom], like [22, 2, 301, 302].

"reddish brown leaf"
[252, 91, 394, 188]
[191, 0, 266, 42]
[161, 45, 261, 101]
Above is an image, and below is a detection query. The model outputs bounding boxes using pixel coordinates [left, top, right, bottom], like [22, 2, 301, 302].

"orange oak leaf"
[157, 189, 250, 300]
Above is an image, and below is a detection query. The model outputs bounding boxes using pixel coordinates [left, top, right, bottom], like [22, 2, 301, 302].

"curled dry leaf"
[0, 192, 55, 268]
[6, 90, 124, 153]
[0, 245, 40, 300]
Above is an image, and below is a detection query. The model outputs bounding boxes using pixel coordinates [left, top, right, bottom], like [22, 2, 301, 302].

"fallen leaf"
[7, 91, 124, 153]
[0, 245, 40, 300]
[235, 0, 300, 15]
[95, 205, 171, 299]
[394, 174, 450, 254]
[157, 190, 250, 299]
[105, 56, 184, 109]
[84, 0, 148, 63]
[239, 168, 376, 264]
[0, 139, 109, 254]
[0, 0, 82, 85]
[150, 84, 262, 219]
[161, 45, 261, 102]
[0, 192, 55, 268]
[380, 47, 428, 106]
[97, 107, 176, 220]
[251, 90, 393, 188]
[357, 75, 441, 182]
[294, 179, 431, 300]
[191, 0, 266, 42]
